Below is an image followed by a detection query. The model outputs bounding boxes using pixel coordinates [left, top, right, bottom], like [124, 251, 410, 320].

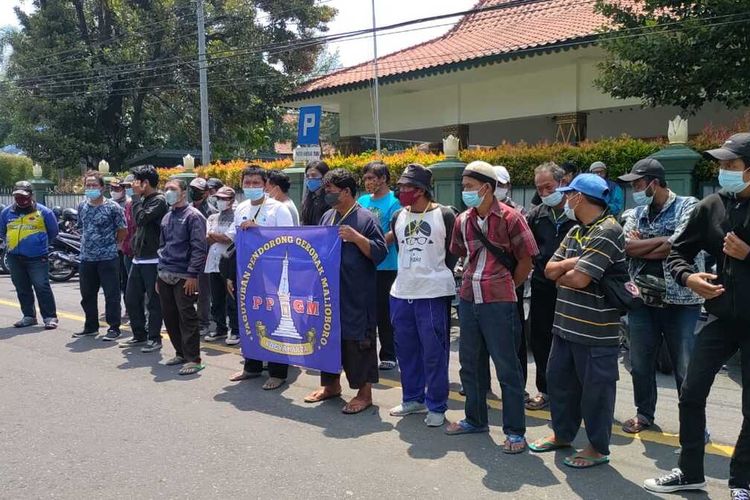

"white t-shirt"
[227, 195, 293, 241]
[204, 210, 235, 273]
[390, 206, 455, 300]
[283, 198, 300, 226]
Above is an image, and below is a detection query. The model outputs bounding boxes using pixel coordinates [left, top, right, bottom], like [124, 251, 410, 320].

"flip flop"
[229, 371, 261, 382]
[165, 356, 186, 366]
[503, 435, 528, 455]
[622, 415, 652, 434]
[563, 454, 610, 469]
[178, 363, 205, 376]
[529, 438, 572, 453]
[444, 419, 489, 435]
[342, 400, 372, 414]
[304, 390, 342, 403]
[262, 378, 286, 391]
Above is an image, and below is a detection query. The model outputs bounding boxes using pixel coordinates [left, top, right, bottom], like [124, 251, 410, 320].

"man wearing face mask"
[617, 158, 703, 436]
[644, 134, 750, 498]
[590, 161, 624, 217]
[523, 162, 576, 411]
[267, 170, 300, 226]
[207, 178, 224, 211]
[301, 160, 330, 225]
[530, 174, 625, 469]
[358, 161, 401, 370]
[109, 178, 132, 319]
[189, 177, 217, 337]
[227, 165, 294, 390]
[73, 170, 127, 341]
[157, 178, 208, 376]
[445, 161, 538, 455]
[204, 187, 238, 344]
[0, 181, 59, 329]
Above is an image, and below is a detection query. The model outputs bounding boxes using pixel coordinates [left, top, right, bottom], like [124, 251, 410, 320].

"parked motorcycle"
[48, 231, 81, 282]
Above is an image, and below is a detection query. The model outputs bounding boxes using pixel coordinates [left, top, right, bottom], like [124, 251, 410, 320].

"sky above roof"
[2, 0, 477, 67]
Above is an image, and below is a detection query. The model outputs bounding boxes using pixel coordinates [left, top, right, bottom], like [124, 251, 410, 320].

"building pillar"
[442, 124, 470, 150]
[554, 113, 587, 144]
[337, 136, 362, 155]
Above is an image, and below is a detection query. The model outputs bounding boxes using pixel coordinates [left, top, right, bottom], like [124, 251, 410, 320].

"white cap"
[494, 165, 510, 185]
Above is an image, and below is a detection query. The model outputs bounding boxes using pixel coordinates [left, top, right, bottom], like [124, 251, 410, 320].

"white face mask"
[217, 200, 230, 211]
[494, 187, 508, 201]
[111, 190, 125, 201]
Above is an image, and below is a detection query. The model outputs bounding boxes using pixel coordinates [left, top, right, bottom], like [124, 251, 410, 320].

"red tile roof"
[291, 0, 612, 99]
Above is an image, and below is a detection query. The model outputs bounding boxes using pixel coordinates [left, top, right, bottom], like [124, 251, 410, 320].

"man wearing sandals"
[524, 162, 576, 411]
[618, 159, 703, 436]
[303, 169, 387, 414]
[645, 134, 750, 498]
[387, 164, 457, 427]
[157, 178, 208, 376]
[445, 161, 538, 454]
[529, 174, 625, 468]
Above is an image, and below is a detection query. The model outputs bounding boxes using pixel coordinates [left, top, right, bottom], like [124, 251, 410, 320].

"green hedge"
[0, 154, 33, 188]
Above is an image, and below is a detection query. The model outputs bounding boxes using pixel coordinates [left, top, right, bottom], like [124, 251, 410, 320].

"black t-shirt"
[525, 203, 577, 286]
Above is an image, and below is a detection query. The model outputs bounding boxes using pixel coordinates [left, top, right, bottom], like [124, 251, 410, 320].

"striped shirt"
[550, 214, 625, 346]
[450, 200, 538, 304]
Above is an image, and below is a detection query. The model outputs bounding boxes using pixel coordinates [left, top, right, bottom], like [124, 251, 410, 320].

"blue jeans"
[458, 300, 525, 435]
[628, 304, 700, 423]
[7, 254, 57, 320]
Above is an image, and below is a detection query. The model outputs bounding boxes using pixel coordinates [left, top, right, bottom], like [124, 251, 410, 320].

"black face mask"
[190, 188, 205, 201]
[324, 192, 341, 206]
[14, 195, 32, 209]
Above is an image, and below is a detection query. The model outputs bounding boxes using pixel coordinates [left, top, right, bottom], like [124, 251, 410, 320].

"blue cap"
[557, 173, 610, 202]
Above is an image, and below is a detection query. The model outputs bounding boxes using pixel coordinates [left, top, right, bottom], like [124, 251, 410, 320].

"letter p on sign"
[297, 105, 322, 146]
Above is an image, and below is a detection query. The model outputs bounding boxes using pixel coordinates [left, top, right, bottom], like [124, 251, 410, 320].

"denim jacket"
[622, 191, 704, 305]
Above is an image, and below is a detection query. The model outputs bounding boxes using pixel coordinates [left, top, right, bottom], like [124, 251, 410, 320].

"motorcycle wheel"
[0, 251, 9, 274]
[48, 259, 77, 282]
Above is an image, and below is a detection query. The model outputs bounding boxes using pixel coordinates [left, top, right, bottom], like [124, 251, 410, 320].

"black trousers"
[376, 270, 397, 362]
[158, 278, 201, 364]
[118, 251, 128, 297]
[79, 257, 121, 331]
[244, 359, 288, 379]
[321, 329, 379, 390]
[528, 281, 557, 395]
[125, 263, 163, 342]
[678, 318, 750, 489]
[209, 272, 238, 335]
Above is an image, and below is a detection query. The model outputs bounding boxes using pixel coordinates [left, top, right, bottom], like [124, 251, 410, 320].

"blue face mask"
[462, 190, 482, 208]
[85, 188, 101, 200]
[541, 191, 563, 208]
[563, 199, 578, 221]
[243, 187, 265, 201]
[718, 168, 750, 194]
[125, 188, 134, 198]
[632, 189, 653, 206]
[305, 178, 323, 193]
[165, 190, 179, 206]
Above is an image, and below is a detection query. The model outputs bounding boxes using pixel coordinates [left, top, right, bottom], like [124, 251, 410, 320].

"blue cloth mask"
[305, 178, 323, 193]
[632, 189, 654, 206]
[85, 189, 101, 200]
[541, 191, 563, 208]
[165, 190, 179, 206]
[125, 188, 134, 198]
[462, 190, 482, 208]
[718, 169, 750, 194]
[243, 187, 265, 201]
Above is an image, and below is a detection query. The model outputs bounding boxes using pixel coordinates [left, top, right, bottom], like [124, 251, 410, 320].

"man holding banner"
[228, 166, 294, 390]
[303, 169, 387, 414]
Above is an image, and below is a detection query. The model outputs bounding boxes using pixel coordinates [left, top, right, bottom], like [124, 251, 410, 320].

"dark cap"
[215, 186, 235, 199]
[705, 133, 750, 161]
[189, 177, 208, 191]
[397, 163, 433, 195]
[12, 180, 33, 196]
[618, 158, 665, 182]
[207, 177, 224, 190]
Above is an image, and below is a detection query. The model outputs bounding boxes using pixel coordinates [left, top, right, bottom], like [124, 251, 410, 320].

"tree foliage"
[595, 0, 750, 114]
[0, 0, 336, 171]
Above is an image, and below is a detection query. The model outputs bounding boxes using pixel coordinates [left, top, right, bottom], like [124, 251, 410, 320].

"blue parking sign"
[297, 106, 322, 145]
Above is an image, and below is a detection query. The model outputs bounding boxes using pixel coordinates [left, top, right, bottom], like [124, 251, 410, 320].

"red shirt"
[120, 200, 136, 257]
[450, 200, 538, 304]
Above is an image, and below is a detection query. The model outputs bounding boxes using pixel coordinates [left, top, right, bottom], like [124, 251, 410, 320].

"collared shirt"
[450, 200, 538, 304]
[550, 214, 626, 346]
[78, 198, 126, 262]
[622, 191, 704, 305]
[205, 209, 235, 273]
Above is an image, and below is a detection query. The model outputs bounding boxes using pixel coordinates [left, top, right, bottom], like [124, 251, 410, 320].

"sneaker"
[731, 488, 750, 500]
[424, 411, 446, 427]
[102, 328, 121, 341]
[389, 401, 428, 417]
[13, 316, 37, 328]
[71, 329, 98, 338]
[141, 340, 162, 353]
[119, 337, 146, 348]
[379, 360, 397, 370]
[199, 326, 211, 337]
[43, 317, 59, 330]
[643, 468, 706, 493]
[205, 331, 227, 343]
[225, 334, 240, 346]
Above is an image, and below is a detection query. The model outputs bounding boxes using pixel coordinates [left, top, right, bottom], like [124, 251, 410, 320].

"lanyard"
[250, 196, 266, 223]
[332, 203, 358, 226]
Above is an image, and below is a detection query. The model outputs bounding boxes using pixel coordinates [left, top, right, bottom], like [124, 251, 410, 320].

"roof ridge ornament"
[668, 115, 688, 144]
[443, 134, 460, 159]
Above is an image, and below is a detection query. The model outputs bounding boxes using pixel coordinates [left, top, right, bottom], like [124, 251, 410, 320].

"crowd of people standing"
[0, 132, 748, 498]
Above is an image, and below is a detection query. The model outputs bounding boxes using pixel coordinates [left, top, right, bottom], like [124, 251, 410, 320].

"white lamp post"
[183, 154, 195, 172]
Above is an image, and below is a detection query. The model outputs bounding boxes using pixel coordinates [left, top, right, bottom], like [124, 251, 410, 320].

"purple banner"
[235, 226, 341, 373]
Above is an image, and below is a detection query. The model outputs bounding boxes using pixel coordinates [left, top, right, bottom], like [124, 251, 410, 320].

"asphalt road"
[0, 275, 742, 499]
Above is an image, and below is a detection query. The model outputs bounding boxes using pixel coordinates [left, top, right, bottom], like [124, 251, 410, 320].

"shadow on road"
[0, 325, 47, 340]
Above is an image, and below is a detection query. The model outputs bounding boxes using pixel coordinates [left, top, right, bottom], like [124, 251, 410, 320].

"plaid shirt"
[450, 201, 539, 304]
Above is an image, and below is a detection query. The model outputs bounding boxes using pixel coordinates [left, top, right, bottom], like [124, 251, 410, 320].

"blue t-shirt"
[78, 199, 126, 262]
[357, 191, 401, 271]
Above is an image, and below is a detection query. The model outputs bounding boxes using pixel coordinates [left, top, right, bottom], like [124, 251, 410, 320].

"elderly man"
[304, 168, 387, 414]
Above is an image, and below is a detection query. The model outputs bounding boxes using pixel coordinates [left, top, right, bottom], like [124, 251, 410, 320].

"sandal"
[529, 437, 571, 453]
[262, 377, 286, 391]
[342, 397, 372, 415]
[304, 388, 342, 403]
[525, 393, 550, 411]
[563, 453, 610, 469]
[622, 415, 652, 434]
[503, 434, 527, 454]
[165, 356, 186, 366]
[178, 362, 205, 376]
[444, 419, 489, 435]
[229, 370, 261, 382]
